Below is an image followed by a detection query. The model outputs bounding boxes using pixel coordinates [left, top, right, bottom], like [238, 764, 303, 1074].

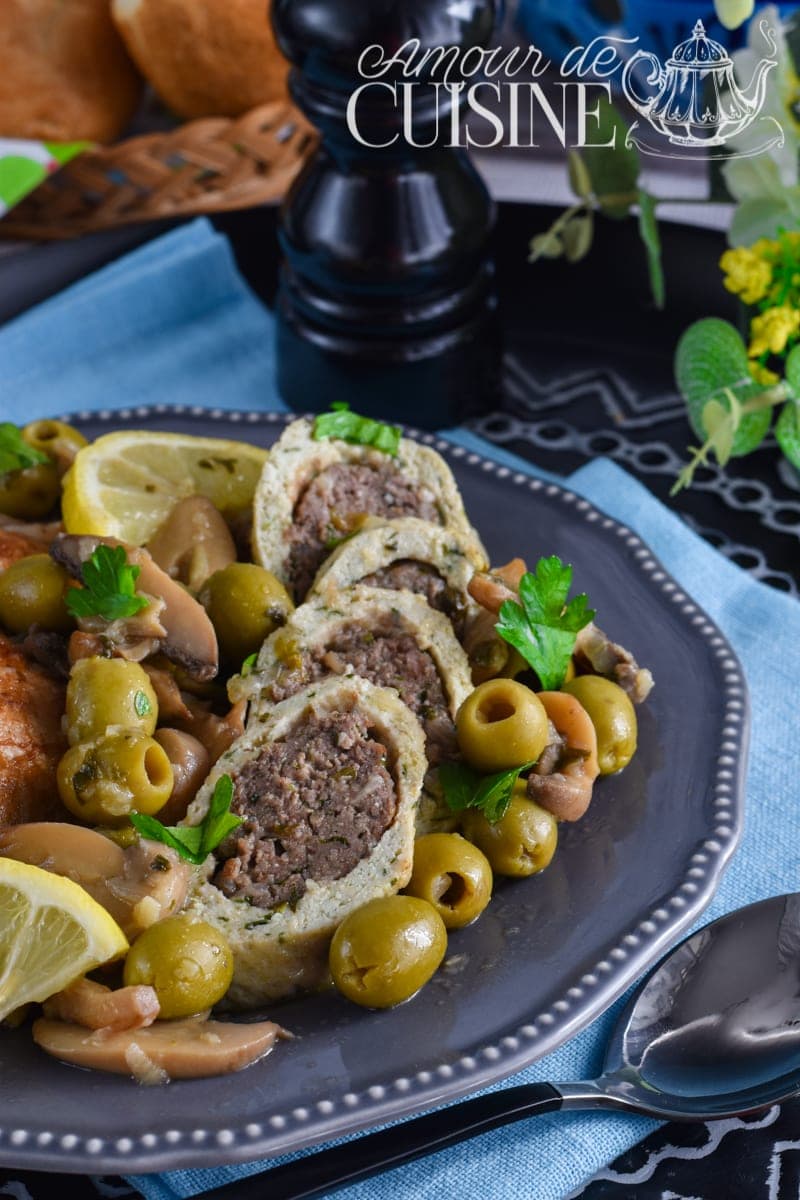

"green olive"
[123, 915, 234, 1019]
[0, 462, 60, 520]
[404, 833, 492, 929]
[462, 783, 558, 877]
[57, 731, 173, 825]
[562, 676, 637, 775]
[199, 563, 294, 666]
[65, 657, 158, 746]
[0, 554, 73, 634]
[456, 678, 549, 773]
[22, 420, 88, 477]
[329, 895, 447, 1008]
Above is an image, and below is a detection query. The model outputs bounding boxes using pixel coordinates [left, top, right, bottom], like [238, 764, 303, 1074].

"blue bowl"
[515, 0, 791, 65]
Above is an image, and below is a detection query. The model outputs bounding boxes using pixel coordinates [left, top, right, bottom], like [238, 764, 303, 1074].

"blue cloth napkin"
[1, 220, 797, 1200]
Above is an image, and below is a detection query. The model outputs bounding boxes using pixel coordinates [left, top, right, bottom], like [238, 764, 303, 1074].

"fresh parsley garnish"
[439, 760, 535, 824]
[313, 402, 401, 456]
[0, 423, 49, 476]
[240, 652, 258, 677]
[495, 556, 595, 691]
[130, 774, 242, 866]
[134, 689, 152, 718]
[65, 544, 150, 622]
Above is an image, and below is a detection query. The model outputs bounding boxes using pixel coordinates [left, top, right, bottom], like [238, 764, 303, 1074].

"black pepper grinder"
[271, 0, 501, 430]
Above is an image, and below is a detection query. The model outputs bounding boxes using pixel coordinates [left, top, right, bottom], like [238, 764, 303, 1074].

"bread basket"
[0, 100, 317, 241]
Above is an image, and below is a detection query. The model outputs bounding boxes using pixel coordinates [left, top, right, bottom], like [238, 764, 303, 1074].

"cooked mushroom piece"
[0, 824, 193, 940]
[50, 534, 219, 681]
[146, 496, 236, 594]
[43, 978, 159, 1032]
[574, 622, 654, 704]
[526, 691, 600, 822]
[32, 1016, 288, 1081]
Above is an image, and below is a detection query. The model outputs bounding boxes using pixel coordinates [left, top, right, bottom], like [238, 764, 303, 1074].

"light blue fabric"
[0, 220, 795, 1200]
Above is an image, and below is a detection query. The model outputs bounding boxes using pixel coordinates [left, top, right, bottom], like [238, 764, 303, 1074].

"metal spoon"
[205, 893, 800, 1200]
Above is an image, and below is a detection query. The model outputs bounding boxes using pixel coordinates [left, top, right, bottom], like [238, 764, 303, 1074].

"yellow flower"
[748, 361, 781, 386]
[720, 247, 773, 304]
[748, 305, 800, 358]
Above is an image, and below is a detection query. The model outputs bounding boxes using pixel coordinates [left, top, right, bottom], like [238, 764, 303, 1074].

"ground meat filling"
[213, 710, 396, 910]
[362, 561, 467, 636]
[286, 463, 441, 599]
[270, 622, 458, 766]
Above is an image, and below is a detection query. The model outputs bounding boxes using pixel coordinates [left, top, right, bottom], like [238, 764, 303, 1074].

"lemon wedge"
[62, 431, 269, 544]
[0, 858, 128, 1022]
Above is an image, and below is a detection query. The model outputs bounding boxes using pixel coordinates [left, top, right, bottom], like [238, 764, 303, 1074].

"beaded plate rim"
[0, 406, 749, 1175]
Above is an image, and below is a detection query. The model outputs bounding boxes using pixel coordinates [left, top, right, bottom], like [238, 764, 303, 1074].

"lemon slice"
[0, 858, 128, 1022]
[62, 431, 269, 544]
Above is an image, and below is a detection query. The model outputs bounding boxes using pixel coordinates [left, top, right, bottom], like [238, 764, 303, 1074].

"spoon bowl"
[211, 893, 800, 1200]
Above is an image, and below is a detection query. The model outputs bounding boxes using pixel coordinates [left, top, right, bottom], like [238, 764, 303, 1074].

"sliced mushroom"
[172, 696, 246, 764]
[33, 1016, 288, 1081]
[43, 978, 159, 1032]
[574, 622, 654, 704]
[51, 534, 219, 681]
[467, 558, 527, 615]
[147, 496, 236, 593]
[153, 729, 211, 823]
[142, 662, 193, 722]
[0, 824, 193, 940]
[526, 691, 600, 822]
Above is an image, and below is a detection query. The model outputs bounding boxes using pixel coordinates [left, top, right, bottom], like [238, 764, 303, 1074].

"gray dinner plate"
[0, 407, 748, 1174]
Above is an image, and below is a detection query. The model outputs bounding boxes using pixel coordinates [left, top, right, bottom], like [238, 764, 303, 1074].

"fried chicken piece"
[0, 632, 69, 826]
[0, 528, 47, 570]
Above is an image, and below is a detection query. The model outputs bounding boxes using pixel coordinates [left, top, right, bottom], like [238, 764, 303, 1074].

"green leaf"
[130, 774, 242, 866]
[65, 544, 150, 622]
[579, 98, 640, 217]
[776, 401, 800, 471]
[529, 228, 564, 261]
[241, 652, 258, 678]
[0, 423, 49, 476]
[675, 319, 771, 456]
[439, 760, 534, 824]
[134, 690, 152, 718]
[567, 150, 592, 199]
[495, 556, 595, 691]
[562, 213, 594, 263]
[728, 193, 800, 247]
[637, 191, 665, 310]
[701, 399, 736, 467]
[313, 402, 401, 456]
[785, 345, 800, 396]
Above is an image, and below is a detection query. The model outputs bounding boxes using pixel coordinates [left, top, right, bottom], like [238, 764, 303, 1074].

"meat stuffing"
[286, 463, 440, 599]
[269, 621, 458, 766]
[362, 560, 467, 635]
[214, 709, 397, 910]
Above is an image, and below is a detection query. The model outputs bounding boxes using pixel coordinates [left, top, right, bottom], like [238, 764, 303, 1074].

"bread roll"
[111, 0, 289, 119]
[0, 0, 142, 143]
[183, 676, 426, 1008]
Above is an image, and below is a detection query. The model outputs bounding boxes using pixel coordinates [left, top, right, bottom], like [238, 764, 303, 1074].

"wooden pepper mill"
[271, 0, 501, 430]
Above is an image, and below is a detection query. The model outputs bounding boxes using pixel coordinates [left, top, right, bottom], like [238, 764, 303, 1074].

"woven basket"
[0, 100, 317, 241]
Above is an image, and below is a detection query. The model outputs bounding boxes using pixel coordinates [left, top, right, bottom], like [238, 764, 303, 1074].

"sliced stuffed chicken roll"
[182, 675, 426, 1009]
[252, 417, 486, 602]
[309, 517, 485, 639]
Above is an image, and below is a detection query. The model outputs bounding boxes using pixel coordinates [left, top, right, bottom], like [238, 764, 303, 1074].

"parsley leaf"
[134, 690, 152, 718]
[495, 556, 595, 691]
[439, 760, 535, 824]
[313, 402, 401, 456]
[240, 652, 258, 677]
[130, 774, 242, 865]
[0, 423, 49, 476]
[65, 544, 150, 622]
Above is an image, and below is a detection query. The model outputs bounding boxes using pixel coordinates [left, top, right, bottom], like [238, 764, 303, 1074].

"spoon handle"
[203, 1083, 564, 1200]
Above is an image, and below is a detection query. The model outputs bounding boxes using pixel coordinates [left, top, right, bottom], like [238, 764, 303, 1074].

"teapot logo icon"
[621, 19, 777, 148]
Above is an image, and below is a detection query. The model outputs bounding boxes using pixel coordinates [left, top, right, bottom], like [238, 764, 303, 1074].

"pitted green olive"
[0, 554, 72, 634]
[123, 916, 234, 1018]
[66, 657, 158, 746]
[199, 563, 294, 665]
[329, 895, 447, 1008]
[461, 783, 558, 877]
[22, 420, 88, 476]
[562, 676, 637, 775]
[456, 678, 549, 773]
[57, 731, 173, 825]
[0, 462, 60, 520]
[405, 833, 492, 929]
